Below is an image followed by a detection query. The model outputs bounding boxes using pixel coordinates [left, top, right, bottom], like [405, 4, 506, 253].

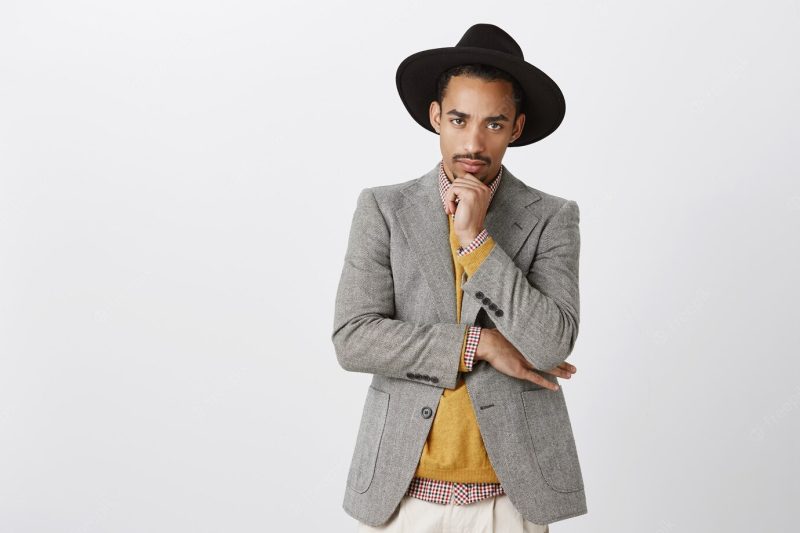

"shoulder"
[532, 186, 579, 214]
[504, 169, 579, 220]
[354, 170, 429, 211]
[363, 175, 422, 203]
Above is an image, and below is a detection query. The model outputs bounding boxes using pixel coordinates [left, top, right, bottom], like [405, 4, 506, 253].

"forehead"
[442, 75, 516, 114]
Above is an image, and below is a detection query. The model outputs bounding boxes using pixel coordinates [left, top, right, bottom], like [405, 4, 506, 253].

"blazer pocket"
[346, 385, 390, 494]
[521, 389, 584, 493]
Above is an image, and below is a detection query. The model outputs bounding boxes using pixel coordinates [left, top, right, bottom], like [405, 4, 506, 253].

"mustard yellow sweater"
[413, 214, 499, 483]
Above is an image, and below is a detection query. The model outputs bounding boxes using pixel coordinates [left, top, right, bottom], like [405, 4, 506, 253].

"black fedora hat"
[395, 23, 566, 147]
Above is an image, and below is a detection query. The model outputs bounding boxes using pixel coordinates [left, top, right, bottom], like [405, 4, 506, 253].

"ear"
[429, 100, 441, 133]
[512, 112, 526, 142]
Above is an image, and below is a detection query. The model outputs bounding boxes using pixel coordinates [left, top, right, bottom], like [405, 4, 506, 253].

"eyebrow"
[446, 109, 510, 122]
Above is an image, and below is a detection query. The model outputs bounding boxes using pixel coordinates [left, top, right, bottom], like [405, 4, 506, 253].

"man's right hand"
[474, 328, 576, 391]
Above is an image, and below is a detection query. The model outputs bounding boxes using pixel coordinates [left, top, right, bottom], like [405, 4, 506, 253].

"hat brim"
[396, 47, 566, 147]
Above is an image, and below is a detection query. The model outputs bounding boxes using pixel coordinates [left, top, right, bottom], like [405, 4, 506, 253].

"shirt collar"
[438, 159, 503, 215]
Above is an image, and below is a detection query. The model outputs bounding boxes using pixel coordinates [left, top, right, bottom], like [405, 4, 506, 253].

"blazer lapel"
[397, 165, 456, 323]
[397, 162, 541, 325]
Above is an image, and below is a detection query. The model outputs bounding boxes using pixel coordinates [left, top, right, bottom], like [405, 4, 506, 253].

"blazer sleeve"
[461, 199, 580, 371]
[458, 329, 470, 373]
[332, 188, 469, 390]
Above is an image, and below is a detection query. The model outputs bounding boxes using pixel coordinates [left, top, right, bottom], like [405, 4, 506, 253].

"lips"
[457, 160, 486, 173]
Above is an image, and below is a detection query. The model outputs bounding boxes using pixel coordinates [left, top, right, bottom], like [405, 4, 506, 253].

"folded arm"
[332, 188, 468, 390]
[460, 200, 581, 371]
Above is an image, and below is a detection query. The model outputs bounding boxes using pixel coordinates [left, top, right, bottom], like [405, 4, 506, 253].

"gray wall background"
[1, 1, 798, 531]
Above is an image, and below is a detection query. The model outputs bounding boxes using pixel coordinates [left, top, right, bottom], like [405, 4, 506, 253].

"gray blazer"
[331, 162, 587, 527]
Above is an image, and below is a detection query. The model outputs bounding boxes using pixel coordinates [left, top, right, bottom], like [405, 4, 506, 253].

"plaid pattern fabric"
[403, 160, 505, 506]
[406, 476, 505, 505]
[457, 227, 490, 255]
[462, 325, 481, 372]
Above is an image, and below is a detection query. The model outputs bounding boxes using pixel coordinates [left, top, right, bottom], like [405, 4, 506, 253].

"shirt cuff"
[459, 326, 481, 372]
[455, 234, 496, 277]
[457, 228, 490, 256]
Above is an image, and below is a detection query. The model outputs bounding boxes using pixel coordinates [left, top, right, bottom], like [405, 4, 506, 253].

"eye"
[450, 118, 464, 126]
[488, 122, 503, 130]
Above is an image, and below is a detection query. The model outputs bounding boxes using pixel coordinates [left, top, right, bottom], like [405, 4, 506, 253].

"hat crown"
[455, 23, 524, 60]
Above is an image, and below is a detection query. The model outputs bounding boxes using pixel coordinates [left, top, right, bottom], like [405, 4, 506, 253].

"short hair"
[435, 63, 526, 121]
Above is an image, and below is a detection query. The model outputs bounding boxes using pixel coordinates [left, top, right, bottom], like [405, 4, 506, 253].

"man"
[332, 23, 586, 532]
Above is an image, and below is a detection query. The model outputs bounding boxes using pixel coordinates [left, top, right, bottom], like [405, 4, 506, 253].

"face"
[429, 75, 525, 185]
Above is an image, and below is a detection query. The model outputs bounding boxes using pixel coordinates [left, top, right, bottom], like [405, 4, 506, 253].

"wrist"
[474, 328, 494, 362]
[457, 227, 483, 248]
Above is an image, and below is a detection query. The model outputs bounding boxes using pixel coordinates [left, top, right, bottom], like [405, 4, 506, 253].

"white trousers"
[356, 494, 549, 533]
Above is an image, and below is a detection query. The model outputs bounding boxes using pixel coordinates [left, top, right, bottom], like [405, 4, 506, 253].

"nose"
[463, 123, 487, 154]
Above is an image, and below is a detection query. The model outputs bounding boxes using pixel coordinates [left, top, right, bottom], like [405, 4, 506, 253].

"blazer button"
[482, 297, 491, 305]
[488, 303, 497, 311]
[421, 406, 433, 419]
[495, 309, 504, 317]
[422, 375, 430, 381]
[430, 376, 439, 383]
[406, 372, 414, 378]
[475, 291, 484, 299]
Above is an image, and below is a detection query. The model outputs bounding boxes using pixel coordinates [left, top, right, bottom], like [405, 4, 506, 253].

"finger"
[449, 180, 484, 194]
[445, 178, 482, 196]
[541, 366, 572, 379]
[535, 361, 575, 377]
[447, 182, 483, 203]
[444, 194, 457, 214]
[555, 362, 576, 375]
[525, 369, 559, 391]
[521, 358, 569, 376]
[559, 362, 576, 374]
[455, 172, 487, 186]
[444, 186, 464, 207]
